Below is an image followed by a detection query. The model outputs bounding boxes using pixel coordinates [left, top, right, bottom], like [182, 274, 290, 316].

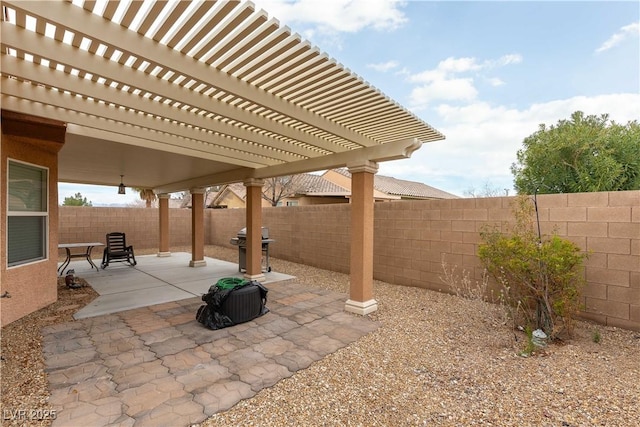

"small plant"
[495, 285, 529, 334]
[519, 325, 536, 357]
[478, 196, 588, 340]
[439, 256, 489, 302]
[592, 329, 602, 344]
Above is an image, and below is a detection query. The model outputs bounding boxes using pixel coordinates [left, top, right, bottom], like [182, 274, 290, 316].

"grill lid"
[237, 227, 269, 239]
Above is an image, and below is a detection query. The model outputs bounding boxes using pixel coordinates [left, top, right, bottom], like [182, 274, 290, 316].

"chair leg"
[129, 247, 137, 266]
[101, 250, 108, 269]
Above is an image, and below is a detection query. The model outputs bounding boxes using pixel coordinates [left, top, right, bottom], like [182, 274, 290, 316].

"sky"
[59, 0, 640, 205]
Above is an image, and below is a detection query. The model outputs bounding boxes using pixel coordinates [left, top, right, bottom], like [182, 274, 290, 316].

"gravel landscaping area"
[2, 245, 639, 426]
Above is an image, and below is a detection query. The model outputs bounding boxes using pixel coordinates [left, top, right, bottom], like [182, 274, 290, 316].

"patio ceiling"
[1, 0, 444, 193]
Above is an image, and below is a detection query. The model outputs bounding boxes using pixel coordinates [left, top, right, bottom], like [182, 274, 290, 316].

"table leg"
[86, 246, 100, 271]
[58, 248, 72, 276]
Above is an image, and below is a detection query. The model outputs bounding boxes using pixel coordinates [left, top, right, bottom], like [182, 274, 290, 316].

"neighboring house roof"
[179, 188, 220, 208]
[373, 175, 459, 199]
[291, 174, 350, 196]
[330, 168, 459, 199]
[211, 183, 247, 206]
[181, 170, 456, 207]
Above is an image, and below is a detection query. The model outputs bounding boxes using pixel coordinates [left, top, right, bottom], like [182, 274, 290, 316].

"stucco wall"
[1, 113, 65, 326]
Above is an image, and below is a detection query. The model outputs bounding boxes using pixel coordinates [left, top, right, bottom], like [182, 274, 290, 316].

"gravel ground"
[1, 276, 99, 427]
[1, 246, 639, 427]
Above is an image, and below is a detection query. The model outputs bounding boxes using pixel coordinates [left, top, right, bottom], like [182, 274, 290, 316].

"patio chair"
[101, 232, 137, 269]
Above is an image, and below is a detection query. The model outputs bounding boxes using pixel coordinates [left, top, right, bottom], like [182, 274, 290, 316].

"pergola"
[1, 0, 444, 314]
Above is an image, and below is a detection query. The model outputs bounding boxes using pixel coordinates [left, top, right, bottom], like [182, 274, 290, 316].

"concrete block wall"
[206, 208, 245, 248]
[263, 204, 352, 273]
[370, 192, 639, 331]
[206, 191, 639, 331]
[207, 205, 353, 274]
[58, 207, 195, 256]
[58, 190, 639, 331]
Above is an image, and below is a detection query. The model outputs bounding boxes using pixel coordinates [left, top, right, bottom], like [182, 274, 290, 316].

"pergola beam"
[0, 80, 281, 167]
[5, 0, 380, 149]
[0, 25, 338, 157]
[153, 138, 423, 193]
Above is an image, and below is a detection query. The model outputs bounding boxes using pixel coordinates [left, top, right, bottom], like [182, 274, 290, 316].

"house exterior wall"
[282, 196, 349, 206]
[1, 113, 65, 326]
[213, 190, 245, 209]
[322, 169, 398, 201]
[322, 169, 351, 189]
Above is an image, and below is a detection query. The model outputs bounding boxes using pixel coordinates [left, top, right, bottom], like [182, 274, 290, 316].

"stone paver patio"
[42, 281, 379, 426]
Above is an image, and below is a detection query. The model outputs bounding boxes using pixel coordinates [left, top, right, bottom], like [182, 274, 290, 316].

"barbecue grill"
[229, 227, 274, 273]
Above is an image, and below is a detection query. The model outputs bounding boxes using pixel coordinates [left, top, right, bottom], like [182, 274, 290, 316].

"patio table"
[58, 242, 104, 276]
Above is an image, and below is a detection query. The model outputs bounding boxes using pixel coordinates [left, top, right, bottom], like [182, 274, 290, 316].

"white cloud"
[406, 53, 522, 108]
[381, 93, 640, 196]
[596, 21, 640, 53]
[493, 53, 523, 66]
[252, 0, 408, 34]
[438, 56, 482, 73]
[407, 68, 446, 84]
[367, 60, 400, 72]
[487, 77, 505, 87]
[409, 78, 478, 109]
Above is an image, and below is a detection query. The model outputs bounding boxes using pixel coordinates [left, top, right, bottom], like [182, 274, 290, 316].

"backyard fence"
[59, 190, 639, 331]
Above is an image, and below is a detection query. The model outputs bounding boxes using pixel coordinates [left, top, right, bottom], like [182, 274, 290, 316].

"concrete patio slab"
[75, 286, 196, 319]
[64, 253, 294, 319]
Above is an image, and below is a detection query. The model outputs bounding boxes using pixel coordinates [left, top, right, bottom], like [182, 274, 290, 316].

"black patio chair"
[101, 232, 137, 269]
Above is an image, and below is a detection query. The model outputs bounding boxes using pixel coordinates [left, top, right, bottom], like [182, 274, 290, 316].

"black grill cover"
[196, 280, 269, 330]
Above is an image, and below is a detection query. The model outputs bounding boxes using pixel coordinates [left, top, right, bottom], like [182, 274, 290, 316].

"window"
[7, 160, 48, 267]
[286, 201, 299, 206]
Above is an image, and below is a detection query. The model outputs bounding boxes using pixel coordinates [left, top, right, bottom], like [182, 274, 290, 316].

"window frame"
[6, 158, 50, 268]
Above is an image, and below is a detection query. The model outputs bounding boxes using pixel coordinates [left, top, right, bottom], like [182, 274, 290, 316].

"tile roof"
[292, 174, 350, 195]
[332, 168, 458, 199]
[224, 183, 248, 200]
[181, 168, 456, 207]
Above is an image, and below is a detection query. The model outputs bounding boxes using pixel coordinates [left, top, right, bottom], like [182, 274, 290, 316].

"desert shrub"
[478, 196, 587, 339]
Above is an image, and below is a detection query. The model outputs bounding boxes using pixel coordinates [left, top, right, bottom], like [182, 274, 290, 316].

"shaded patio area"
[67, 253, 294, 319]
[44, 255, 378, 426]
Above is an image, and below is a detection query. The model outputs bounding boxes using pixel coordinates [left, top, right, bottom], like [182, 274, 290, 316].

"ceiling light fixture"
[118, 175, 126, 195]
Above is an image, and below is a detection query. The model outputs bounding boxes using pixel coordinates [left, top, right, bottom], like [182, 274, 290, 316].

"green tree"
[62, 192, 92, 206]
[511, 111, 640, 194]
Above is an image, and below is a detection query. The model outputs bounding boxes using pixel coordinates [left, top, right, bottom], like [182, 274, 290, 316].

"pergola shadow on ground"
[44, 259, 378, 426]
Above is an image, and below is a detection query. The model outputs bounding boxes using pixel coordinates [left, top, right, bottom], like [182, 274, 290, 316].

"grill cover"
[196, 280, 269, 330]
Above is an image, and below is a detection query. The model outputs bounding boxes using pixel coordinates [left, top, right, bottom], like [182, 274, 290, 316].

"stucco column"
[244, 178, 266, 281]
[345, 161, 378, 315]
[189, 188, 206, 267]
[157, 193, 171, 257]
